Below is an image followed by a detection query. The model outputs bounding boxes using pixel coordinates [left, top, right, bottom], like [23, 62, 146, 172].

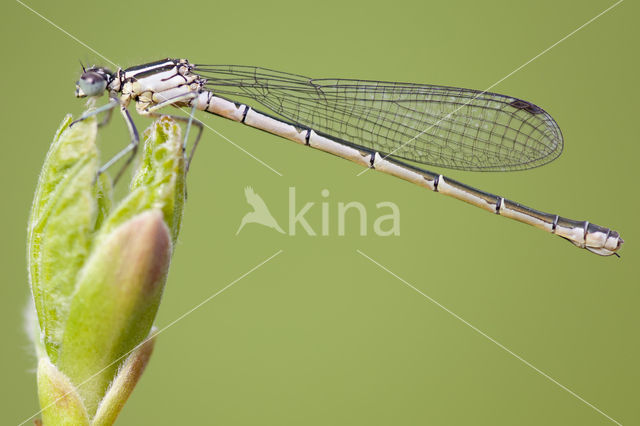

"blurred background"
[1, 0, 637, 424]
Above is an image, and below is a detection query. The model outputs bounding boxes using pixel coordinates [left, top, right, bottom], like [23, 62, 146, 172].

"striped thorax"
[117, 59, 204, 113]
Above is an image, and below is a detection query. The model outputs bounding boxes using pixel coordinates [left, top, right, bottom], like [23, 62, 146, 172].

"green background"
[1, 0, 638, 424]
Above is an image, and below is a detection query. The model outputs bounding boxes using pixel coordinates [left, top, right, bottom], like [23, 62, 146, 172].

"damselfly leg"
[70, 97, 119, 127]
[98, 103, 115, 127]
[144, 92, 204, 171]
[103, 106, 139, 184]
[73, 97, 202, 183]
[146, 110, 203, 172]
[71, 97, 139, 184]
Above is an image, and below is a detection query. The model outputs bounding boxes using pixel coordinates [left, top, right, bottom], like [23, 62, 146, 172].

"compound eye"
[77, 71, 107, 97]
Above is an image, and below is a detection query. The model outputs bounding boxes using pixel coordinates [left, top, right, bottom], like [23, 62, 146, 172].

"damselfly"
[72, 58, 622, 256]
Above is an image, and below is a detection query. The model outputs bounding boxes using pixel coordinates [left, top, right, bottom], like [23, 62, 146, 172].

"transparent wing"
[195, 65, 563, 171]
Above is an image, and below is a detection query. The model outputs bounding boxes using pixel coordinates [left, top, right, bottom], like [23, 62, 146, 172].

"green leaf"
[99, 116, 185, 244]
[92, 332, 157, 426]
[28, 116, 100, 362]
[54, 116, 185, 416]
[57, 210, 171, 415]
[29, 114, 186, 421]
[37, 357, 90, 426]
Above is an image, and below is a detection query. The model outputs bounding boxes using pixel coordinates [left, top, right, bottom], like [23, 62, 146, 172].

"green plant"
[28, 114, 186, 425]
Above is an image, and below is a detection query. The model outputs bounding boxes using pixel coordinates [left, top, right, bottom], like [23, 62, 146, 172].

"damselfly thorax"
[72, 58, 623, 256]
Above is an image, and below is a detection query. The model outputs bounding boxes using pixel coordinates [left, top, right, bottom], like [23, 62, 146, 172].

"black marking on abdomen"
[496, 197, 503, 214]
[369, 152, 377, 168]
[241, 105, 250, 124]
[305, 129, 311, 145]
[433, 175, 440, 192]
[552, 215, 559, 232]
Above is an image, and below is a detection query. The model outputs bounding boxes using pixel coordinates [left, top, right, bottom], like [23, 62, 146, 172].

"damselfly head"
[75, 67, 113, 98]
